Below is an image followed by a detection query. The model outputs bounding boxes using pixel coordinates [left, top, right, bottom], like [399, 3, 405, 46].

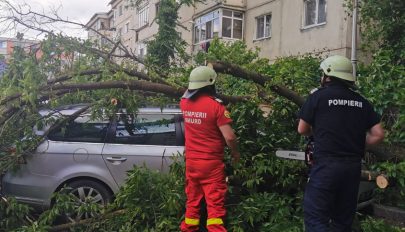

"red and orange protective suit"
[180, 94, 233, 232]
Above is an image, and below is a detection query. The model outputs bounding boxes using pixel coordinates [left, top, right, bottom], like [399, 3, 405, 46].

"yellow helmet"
[188, 66, 217, 90]
[320, 55, 355, 82]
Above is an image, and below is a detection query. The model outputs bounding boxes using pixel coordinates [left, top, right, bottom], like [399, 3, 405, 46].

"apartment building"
[86, 0, 357, 62]
[85, 12, 114, 48]
[0, 37, 40, 61]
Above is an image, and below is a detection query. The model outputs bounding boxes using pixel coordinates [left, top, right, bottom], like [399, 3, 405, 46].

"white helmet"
[188, 66, 217, 90]
[320, 55, 355, 82]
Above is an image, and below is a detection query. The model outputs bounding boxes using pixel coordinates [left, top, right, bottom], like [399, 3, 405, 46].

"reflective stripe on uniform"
[206, 218, 224, 226]
[185, 218, 200, 225]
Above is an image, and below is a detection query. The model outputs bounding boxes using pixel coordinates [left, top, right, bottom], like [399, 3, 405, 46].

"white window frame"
[124, 22, 129, 34]
[112, 11, 116, 26]
[193, 8, 243, 45]
[255, 14, 271, 40]
[137, 42, 147, 59]
[137, 1, 149, 29]
[193, 10, 220, 44]
[96, 20, 100, 30]
[221, 9, 243, 39]
[118, 5, 123, 16]
[303, 0, 327, 29]
[0, 41, 7, 48]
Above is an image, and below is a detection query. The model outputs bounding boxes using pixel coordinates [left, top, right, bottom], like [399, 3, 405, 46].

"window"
[304, 0, 326, 27]
[119, 5, 123, 16]
[222, 9, 243, 39]
[95, 20, 105, 30]
[114, 114, 177, 145]
[111, 10, 117, 26]
[96, 20, 101, 30]
[48, 117, 109, 143]
[193, 9, 242, 44]
[155, 2, 160, 15]
[124, 22, 129, 33]
[138, 42, 147, 58]
[256, 14, 271, 39]
[137, 2, 149, 28]
[0, 41, 7, 48]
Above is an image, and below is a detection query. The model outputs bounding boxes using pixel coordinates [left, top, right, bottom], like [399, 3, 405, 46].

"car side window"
[113, 114, 177, 146]
[48, 116, 109, 143]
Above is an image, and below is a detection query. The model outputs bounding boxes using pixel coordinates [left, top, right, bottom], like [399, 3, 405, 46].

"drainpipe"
[351, 0, 358, 78]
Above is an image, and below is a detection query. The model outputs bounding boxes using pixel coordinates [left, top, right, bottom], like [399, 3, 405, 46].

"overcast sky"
[1, 0, 111, 39]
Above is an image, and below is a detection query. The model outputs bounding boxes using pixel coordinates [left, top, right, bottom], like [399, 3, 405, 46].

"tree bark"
[211, 61, 305, 106]
[46, 80, 246, 104]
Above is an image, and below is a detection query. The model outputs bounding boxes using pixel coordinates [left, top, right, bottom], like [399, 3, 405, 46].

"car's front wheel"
[64, 179, 112, 222]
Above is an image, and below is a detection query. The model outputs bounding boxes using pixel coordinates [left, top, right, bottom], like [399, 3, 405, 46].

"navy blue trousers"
[304, 158, 361, 232]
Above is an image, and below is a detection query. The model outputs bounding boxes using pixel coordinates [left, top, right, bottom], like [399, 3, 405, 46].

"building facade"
[85, 12, 114, 48]
[0, 37, 40, 61]
[86, 0, 357, 62]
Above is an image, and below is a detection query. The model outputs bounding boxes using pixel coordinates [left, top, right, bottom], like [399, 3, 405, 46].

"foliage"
[343, 0, 405, 145]
[93, 162, 185, 232]
[0, 197, 32, 231]
[357, 0, 404, 62]
[201, 38, 262, 66]
[360, 217, 405, 232]
[145, 0, 189, 73]
[357, 49, 405, 144]
[372, 161, 405, 209]
[265, 56, 320, 96]
[227, 192, 303, 232]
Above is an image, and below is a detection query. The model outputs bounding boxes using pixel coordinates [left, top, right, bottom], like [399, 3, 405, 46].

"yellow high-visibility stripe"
[185, 218, 200, 225]
[207, 218, 224, 226]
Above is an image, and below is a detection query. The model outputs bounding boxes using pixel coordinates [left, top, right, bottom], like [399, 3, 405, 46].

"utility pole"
[351, 0, 358, 79]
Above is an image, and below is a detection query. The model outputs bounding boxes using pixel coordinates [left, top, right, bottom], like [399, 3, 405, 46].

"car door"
[3, 114, 116, 207]
[102, 112, 184, 187]
[42, 114, 113, 180]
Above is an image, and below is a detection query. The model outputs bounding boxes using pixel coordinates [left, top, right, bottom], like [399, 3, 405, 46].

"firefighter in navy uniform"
[180, 66, 240, 232]
[297, 55, 384, 232]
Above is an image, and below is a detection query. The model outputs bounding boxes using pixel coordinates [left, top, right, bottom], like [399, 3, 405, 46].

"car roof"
[38, 104, 181, 117]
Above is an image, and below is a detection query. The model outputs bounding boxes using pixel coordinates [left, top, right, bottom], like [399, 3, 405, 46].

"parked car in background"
[1, 104, 185, 215]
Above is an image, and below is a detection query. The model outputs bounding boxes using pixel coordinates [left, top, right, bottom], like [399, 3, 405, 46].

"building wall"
[87, 0, 355, 62]
[0, 37, 39, 61]
[110, 0, 136, 51]
[244, 0, 351, 61]
[86, 11, 113, 46]
[177, 4, 195, 54]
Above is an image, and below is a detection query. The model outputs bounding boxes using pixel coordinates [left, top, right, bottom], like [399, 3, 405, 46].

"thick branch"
[211, 61, 305, 106]
[48, 80, 246, 104]
[47, 69, 103, 85]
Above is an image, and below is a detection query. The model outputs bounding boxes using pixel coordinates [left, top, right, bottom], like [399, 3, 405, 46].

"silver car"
[1, 104, 185, 211]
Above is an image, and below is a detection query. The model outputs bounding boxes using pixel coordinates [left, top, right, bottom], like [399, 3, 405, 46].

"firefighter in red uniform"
[180, 66, 240, 232]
